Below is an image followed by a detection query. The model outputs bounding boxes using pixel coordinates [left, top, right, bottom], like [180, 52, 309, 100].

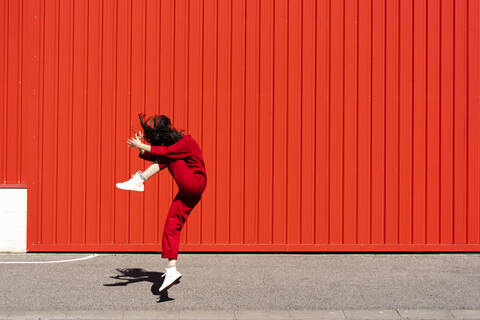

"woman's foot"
[116, 171, 145, 192]
[159, 266, 182, 292]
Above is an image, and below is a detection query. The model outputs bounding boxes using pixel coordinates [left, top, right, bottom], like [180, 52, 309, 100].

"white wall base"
[0, 188, 27, 252]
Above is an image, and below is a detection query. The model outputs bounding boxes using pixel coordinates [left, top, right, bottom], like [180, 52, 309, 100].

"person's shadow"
[104, 268, 179, 303]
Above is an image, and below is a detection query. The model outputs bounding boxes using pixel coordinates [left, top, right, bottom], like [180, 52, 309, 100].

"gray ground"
[0, 253, 479, 311]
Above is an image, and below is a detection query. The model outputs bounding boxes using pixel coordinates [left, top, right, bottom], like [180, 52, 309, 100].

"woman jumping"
[116, 114, 207, 293]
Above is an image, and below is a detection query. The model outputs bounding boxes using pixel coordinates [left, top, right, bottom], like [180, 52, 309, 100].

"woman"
[116, 114, 207, 292]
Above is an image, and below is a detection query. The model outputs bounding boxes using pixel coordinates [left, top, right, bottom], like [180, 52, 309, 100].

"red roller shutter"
[1, 0, 479, 252]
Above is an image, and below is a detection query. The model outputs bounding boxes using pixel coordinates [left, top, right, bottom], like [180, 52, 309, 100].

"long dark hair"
[138, 114, 184, 146]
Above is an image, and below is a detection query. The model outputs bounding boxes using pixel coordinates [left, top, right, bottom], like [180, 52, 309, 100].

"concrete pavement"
[0, 253, 479, 318]
[1, 309, 480, 319]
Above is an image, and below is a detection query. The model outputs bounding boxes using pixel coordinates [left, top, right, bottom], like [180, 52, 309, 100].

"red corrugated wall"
[1, 0, 479, 252]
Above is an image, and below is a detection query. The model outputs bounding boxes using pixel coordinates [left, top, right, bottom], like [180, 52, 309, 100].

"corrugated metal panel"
[0, 0, 479, 252]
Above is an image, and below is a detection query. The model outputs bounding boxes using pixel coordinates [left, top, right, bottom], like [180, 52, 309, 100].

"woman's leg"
[159, 196, 188, 292]
[161, 160, 205, 260]
[161, 194, 194, 260]
[158, 160, 206, 292]
[141, 163, 161, 179]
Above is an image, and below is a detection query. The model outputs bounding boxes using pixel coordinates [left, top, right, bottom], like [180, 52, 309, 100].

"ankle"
[167, 258, 177, 268]
[166, 265, 177, 272]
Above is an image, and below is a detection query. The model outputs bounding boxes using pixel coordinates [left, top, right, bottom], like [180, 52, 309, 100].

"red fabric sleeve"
[150, 138, 192, 160]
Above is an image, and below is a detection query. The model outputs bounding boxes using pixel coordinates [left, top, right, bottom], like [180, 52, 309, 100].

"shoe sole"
[115, 184, 144, 192]
[159, 275, 182, 293]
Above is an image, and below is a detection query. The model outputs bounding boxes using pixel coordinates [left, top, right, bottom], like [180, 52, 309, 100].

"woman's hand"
[127, 131, 145, 150]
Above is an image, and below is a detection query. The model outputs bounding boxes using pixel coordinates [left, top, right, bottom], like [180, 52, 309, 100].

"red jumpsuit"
[139, 135, 207, 259]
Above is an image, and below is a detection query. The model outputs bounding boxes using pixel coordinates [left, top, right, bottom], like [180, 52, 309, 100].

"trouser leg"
[161, 195, 192, 259]
[161, 160, 206, 259]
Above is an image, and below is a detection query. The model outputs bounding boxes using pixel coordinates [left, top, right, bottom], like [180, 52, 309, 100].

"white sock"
[166, 265, 176, 271]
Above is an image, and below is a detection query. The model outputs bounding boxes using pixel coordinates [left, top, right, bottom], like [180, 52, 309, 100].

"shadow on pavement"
[104, 268, 177, 303]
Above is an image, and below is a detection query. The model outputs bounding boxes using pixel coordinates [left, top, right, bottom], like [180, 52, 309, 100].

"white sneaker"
[116, 171, 145, 192]
[159, 267, 182, 292]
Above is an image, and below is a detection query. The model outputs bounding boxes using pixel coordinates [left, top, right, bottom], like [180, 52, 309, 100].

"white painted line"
[0, 254, 98, 264]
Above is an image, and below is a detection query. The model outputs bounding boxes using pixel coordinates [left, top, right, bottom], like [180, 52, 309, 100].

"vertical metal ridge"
[383, 0, 387, 244]
[242, 0, 246, 244]
[98, 0, 104, 244]
[1, 0, 8, 183]
[172, 0, 176, 198]
[55, 0, 60, 243]
[285, 0, 289, 244]
[465, 0, 469, 243]
[200, 0, 204, 244]
[17, 0, 24, 183]
[187, 0, 191, 135]
[69, 0, 75, 244]
[39, 0, 46, 244]
[185, 0, 191, 243]
[171, 0, 175, 234]
[256, 0, 260, 244]
[369, 0, 373, 244]
[83, 0, 90, 244]
[438, 0, 442, 244]
[328, 0, 331, 244]
[127, 0, 132, 243]
[215, 0, 219, 244]
[229, 0, 233, 244]
[452, 0, 455, 243]
[171, 0, 176, 238]
[271, 0, 275, 244]
[155, 0, 161, 244]
[299, 0, 303, 243]
[342, 0, 345, 244]
[397, 0, 401, 244]
[410, 0, 414, 244]
[313, 0, 317, 244]
[141, 0, 147, 244]
[425, 0, 428, 244]
[270, 0, 275, 244]
[356, 0, 360, 244]
[255, 0, 262, 243]
[113, 0, 118, 244]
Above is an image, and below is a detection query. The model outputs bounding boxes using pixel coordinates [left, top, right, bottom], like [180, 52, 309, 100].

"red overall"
[139, 135, 207, 259]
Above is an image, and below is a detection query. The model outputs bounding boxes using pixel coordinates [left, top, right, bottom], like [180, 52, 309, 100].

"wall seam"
[466, 0, 469, 243]
[314, 0, 317, 244]
[452, 0, 455, 244]
[411, 0, 414, 244]
[54, 0, 60, 243]
[425, 0, 428, 244]
[2, 0, 8, 183]
[215, 0, 219, 244]
[69, 0, 74, 244]
[285, 0, 290, 244]
[18, 0, 24, 183]
[356, 0, 360, 244]
[229, 0, 233, 244]
[300, 0, 303, 244]
[83, 0, 90, 244]
[113, 0, 118, 244]
[369, 0, 373, 244]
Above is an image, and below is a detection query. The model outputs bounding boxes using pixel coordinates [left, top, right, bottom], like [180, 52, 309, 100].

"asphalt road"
[0, 253, 479, 311]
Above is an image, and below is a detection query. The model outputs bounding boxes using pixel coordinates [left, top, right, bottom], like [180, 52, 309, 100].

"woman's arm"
[128, 134, 191, 160]
[138, 150, 156, 161]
